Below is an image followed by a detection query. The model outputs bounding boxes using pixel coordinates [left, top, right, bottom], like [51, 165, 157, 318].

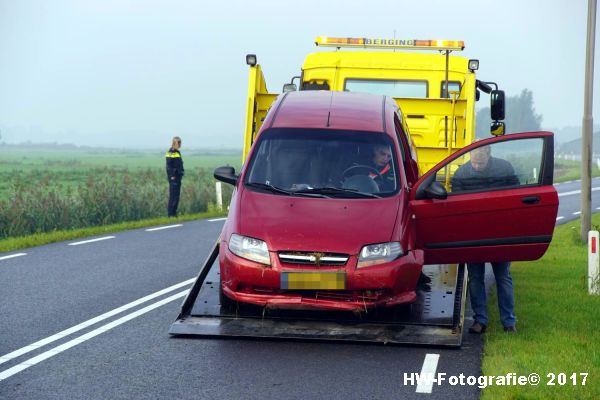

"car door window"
[393, 115, 407, 163]
[410, 133, 557, 264]
[431, 138, 545, 194]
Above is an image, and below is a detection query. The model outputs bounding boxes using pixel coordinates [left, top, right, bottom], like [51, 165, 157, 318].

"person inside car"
[368, 144, 396, 192]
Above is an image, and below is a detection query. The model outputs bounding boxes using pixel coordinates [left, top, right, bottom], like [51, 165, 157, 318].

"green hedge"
[0, 167, 231, 239]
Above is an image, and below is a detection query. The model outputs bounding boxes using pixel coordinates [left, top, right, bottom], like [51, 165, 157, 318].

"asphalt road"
[554, 177, 600, 225]
[0, 180, 596, 399]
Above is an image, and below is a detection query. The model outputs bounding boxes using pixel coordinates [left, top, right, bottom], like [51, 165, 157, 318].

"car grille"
[278, 252, 349, 266]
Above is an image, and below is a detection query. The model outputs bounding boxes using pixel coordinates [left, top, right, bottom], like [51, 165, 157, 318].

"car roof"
[267, 91, 394, 133]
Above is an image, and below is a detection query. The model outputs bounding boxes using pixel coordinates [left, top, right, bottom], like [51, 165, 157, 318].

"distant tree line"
[476, 89, 543, 138]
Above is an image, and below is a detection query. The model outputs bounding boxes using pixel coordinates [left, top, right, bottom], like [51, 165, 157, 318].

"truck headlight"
[228, 234, 271, 265]
[357, 242, 403, 268]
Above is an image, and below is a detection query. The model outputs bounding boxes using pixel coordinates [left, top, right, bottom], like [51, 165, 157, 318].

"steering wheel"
[342, 164, 383, 183]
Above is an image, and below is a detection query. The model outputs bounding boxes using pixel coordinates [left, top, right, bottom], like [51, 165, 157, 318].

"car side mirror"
[424, 181, 447, 200]
[282, 83, 297, 92]
[214, 166, 238, 186]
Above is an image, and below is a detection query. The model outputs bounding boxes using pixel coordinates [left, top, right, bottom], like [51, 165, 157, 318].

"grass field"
[481, 216, 600, 399]
[0, 145, 242, 198]
[0, 144, 242, 168]
[554, 159, 600, 183]
[0, 144, 241, 238]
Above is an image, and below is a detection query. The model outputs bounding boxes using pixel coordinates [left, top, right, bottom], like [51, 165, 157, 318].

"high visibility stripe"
[379, 164, 391, 175]
[369, 163, 391, 178]
[166, 152, 181, 158]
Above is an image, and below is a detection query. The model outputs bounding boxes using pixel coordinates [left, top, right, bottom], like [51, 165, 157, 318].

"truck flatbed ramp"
[169, 243, 467, 347]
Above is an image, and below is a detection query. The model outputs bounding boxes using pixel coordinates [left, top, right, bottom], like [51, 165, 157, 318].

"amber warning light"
[315, 36, 465, 51]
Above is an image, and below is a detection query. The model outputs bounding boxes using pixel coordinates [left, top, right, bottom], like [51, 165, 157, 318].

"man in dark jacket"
[451, 145, 519, 192]
[452, 145, 519, 334]
[166, 136, 184, 217]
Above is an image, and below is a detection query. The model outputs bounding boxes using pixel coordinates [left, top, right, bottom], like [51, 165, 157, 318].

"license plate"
[281, 272, 346, 290]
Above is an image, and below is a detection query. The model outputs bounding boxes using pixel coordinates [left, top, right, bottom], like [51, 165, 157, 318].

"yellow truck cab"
[244, 36, 506, 175]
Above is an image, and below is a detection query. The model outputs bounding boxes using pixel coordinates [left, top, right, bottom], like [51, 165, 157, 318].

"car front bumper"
[219, 244, 423, 311]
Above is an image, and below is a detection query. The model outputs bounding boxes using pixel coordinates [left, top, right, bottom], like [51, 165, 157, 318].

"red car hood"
[238, 190, 400, 255]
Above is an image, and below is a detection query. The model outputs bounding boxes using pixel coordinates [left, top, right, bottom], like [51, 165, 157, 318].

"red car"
[214, 91, 558, 311]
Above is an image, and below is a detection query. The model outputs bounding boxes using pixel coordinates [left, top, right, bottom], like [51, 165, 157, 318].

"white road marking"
[0, 290, 187, 382]
[208, 217, 227, 222]
[416, 353, 440, 394]
[557, 178, 600, 186]
[0, 253, 27, 261]
[558, 190, 579, 197]
[0, 278, 194, 366]
[68, 236, 115, 246]
[556, 216, 564, 221]
[145, 224, 183, 232]
[558, 186, 600, 197]
[573, 211, 582, 215]
[596, 207, 600, 210]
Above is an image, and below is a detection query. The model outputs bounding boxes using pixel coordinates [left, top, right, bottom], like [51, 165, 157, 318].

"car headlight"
[357, 242, 403, 268]
[228, 234, 271, 265]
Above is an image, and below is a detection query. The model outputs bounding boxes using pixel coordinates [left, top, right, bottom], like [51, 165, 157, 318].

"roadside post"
[581, 0, 597, 243]
[215, 182, 223, 211]
[589, 230, 599, 295]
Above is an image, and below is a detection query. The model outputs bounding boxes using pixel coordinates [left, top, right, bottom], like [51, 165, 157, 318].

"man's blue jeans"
[467, 262, 516, 327]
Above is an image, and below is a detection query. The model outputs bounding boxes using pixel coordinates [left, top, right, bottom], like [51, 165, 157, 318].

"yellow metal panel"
[303, 52, 469, 74]
[243, 65, 278, 162]
[301, 51, 477, 174]
[243, 49, 480, 175]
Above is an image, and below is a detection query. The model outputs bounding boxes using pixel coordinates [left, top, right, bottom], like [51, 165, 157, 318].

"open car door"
[409, 132, 558, 265]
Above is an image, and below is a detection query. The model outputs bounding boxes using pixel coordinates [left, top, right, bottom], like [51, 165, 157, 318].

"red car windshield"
[244, 128, 399, 198]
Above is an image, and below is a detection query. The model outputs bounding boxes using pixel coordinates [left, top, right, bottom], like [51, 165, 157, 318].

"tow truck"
[169, 37, 558, 346]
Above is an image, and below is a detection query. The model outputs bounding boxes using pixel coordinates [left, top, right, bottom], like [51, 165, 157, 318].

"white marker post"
[215, 182, 223, 211]
[589, 230, 599, 295]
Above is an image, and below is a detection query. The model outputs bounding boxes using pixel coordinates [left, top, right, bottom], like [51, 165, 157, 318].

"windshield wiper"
[294, 186, 381, 199]
[246, 182, 327, 198]
[246, 182, 292, 195]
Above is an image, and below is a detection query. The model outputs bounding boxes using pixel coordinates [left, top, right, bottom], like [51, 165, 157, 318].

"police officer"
[166, 136, 184, 217]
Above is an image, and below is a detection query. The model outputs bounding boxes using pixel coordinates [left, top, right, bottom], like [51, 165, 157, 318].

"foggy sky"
[0, 0, 593, 149]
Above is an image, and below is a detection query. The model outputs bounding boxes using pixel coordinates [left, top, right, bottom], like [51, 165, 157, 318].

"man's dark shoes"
[418, 272, 432, 284]
[468, 321, 487, 334]
[503, 325, 517, 333]
[417, 272, 432, 291]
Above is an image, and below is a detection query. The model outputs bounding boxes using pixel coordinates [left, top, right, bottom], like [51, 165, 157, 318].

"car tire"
[219, 284, 237, 313]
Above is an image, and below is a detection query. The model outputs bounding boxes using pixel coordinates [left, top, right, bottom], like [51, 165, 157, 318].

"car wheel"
[219, 284, 237, 312]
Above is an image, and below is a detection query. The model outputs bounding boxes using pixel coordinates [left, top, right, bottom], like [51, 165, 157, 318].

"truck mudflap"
[169, 242, 468, 347]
